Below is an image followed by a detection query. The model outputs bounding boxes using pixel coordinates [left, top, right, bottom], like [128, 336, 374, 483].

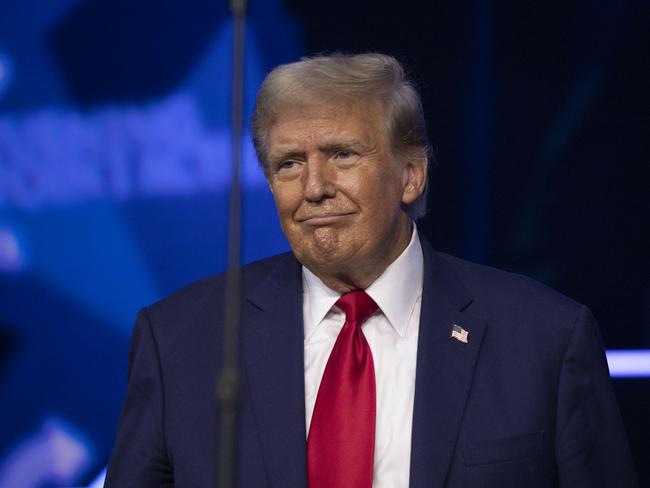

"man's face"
[265, 101, 426, 290]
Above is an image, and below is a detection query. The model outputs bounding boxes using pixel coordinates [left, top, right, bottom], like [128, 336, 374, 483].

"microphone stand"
[217, 1, 246, 487]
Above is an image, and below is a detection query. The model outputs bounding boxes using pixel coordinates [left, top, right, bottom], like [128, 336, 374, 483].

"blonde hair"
[252, 52, 431, 219]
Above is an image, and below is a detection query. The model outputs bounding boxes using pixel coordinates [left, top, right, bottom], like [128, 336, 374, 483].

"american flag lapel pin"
[451, 324, 469, 344]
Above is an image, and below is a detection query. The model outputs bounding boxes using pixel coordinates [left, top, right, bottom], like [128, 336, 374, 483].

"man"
[105, 53, 637, 487]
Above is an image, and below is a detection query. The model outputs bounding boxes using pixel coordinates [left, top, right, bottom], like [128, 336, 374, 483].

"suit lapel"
[239, 244, 486, 487]
[409, 242, 487, 487]
[241, 255, 307, 487]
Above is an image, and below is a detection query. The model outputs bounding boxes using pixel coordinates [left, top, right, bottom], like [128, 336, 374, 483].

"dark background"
[291, 1, 650, 480]
[0, 0, 647, 485]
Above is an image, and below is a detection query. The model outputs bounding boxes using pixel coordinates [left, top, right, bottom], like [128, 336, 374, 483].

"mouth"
[297, 212, 355, 226]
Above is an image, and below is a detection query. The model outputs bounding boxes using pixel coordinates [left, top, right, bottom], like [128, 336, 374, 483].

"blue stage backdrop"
[0, 1, 300, 485]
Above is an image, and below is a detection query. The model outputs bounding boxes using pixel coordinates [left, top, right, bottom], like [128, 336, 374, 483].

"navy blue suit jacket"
[105, 239, 637, 487]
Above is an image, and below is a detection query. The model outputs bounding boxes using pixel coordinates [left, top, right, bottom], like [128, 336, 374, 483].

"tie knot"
[335, 290, 378, 325]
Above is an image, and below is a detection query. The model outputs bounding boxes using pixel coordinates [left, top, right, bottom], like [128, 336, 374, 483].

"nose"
[303, 158, 335, 202]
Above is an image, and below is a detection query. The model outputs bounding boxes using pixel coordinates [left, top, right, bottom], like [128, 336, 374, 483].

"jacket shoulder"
[144, 251, 297, 328]
[435, 251, 584, 327]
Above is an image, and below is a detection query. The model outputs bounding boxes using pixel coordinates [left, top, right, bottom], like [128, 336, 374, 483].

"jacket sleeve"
[555, 305, 638, 487]
[104, 308, 174, 487]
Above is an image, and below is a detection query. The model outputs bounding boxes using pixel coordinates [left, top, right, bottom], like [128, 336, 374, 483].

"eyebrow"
[269, 138, 368, 162]
[319, 139, 367, 153]
[267, 150, 305, 167]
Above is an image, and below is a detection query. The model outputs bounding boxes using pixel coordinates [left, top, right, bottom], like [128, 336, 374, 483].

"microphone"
[217, 1, 247, 487]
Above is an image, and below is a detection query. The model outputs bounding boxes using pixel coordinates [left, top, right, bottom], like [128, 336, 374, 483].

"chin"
[295, 243, 351, 272]
[288, 224, 365, 268]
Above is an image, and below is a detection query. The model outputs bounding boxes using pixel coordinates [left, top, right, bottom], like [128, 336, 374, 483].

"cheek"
[270, 184, 301, 217]
[356, 170, 403, 208]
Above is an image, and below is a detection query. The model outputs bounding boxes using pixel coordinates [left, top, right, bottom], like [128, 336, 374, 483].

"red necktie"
[307, 290, 379, 488]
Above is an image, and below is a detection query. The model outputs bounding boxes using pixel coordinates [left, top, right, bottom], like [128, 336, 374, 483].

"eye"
[330, 149, 361, 166]
[333, 150, 354, 160]
[279, 160, 296, 170]
[273, 159, 302, 178]
[330, 149, 361, 168]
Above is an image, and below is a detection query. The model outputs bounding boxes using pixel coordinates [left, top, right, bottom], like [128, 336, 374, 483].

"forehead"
[267, 101, 386, 149]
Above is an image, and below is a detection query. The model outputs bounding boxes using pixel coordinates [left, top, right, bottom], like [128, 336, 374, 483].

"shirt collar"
[302, 224, 424, 338]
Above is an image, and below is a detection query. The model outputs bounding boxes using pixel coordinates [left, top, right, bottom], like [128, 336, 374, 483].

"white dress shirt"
[303, 226, 424, 488]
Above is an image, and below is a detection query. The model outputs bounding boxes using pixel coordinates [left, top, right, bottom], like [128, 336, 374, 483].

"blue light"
[0, 416, 94, 487]
[85, 468, 106, 488]
[0, 94, 267, 210]
[606, 350, 650, 378]
[0, 49, 13, 98]
[0, 225, 27, 273]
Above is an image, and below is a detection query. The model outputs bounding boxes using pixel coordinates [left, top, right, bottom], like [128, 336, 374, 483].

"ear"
[401, 153, 428, 205]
